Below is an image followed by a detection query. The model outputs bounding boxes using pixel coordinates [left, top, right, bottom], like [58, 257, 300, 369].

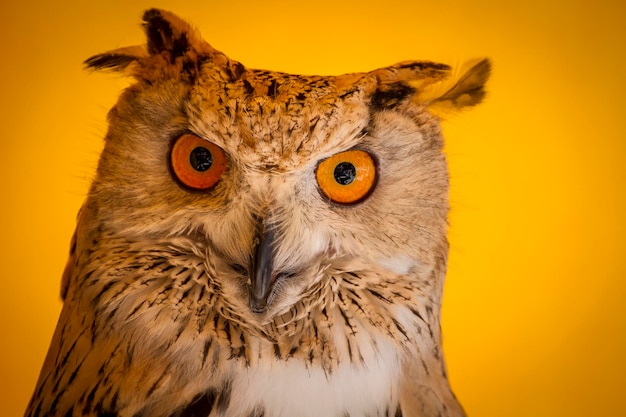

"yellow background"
[2, 1, 624, 416]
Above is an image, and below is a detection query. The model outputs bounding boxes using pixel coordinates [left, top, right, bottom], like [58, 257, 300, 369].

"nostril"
[232, 263, 248, 276]
[275, 271, 296, 281]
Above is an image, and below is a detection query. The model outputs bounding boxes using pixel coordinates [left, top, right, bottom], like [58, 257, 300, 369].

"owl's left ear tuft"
[370, 83, 417, 110]
[367, 61, 451, 110]
[417, 58, 492, 116]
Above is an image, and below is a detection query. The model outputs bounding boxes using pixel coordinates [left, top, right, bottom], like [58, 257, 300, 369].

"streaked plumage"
[25, 9, 489, 417]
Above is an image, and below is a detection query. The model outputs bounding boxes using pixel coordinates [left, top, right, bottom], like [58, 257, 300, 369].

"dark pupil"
[190, 147, 213, 172]
[334, 162, 356, 185]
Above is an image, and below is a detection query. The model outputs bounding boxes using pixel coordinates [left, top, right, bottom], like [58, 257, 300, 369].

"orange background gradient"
[2, 1, 624, 416]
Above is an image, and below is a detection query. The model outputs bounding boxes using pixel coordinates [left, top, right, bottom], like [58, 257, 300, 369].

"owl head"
[77, 9, 489, 331]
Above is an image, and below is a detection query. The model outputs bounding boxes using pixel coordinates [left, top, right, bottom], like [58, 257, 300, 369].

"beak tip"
[249, 294, 269, 314]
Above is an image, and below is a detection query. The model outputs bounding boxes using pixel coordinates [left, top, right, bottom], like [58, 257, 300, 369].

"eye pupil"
[190, 147, 213, 172]
[334, 162, 356, 185]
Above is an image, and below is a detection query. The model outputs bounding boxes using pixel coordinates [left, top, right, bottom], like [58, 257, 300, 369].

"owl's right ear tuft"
[84, 46, 148, 72]
[141, 8, 196, 59]
[84, 9, 245, 82]
[84, 8, 215, 78]
[84, 8, 198, 74]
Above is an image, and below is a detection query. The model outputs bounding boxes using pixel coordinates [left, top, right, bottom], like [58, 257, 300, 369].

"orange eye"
[316, 150, 377, 204]
[170, 134, 227, 191]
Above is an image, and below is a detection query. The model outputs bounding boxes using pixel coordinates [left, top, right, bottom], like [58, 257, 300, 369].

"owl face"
[91, 71, 444, 320]
[79, 9, 488, 332]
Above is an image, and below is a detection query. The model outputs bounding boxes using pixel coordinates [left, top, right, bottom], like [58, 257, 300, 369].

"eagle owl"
[25, 9, 489, 417]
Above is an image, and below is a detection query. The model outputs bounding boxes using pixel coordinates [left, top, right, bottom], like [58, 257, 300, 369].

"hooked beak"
[249, 222, 277, 314]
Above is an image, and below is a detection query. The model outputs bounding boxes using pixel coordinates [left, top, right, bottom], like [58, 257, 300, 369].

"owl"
[25, 8, 489, 417]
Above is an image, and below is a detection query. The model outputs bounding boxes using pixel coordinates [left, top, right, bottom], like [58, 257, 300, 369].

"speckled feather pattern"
[26, 8, 489, 417]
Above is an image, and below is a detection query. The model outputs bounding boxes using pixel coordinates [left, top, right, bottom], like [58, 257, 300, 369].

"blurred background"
[2, 1, 624, 416]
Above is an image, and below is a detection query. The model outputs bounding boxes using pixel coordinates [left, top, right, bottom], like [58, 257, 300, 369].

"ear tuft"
[371, 83, 416, 110]
[373, 61, 452, 86]
[435, 58, 491, 107]
[366, 61, 452, 110]
[84, 46, 148, 72]
[83, 9, 218, 80]
[142, 8, 192, 58]
[418, 58, 492, 116]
